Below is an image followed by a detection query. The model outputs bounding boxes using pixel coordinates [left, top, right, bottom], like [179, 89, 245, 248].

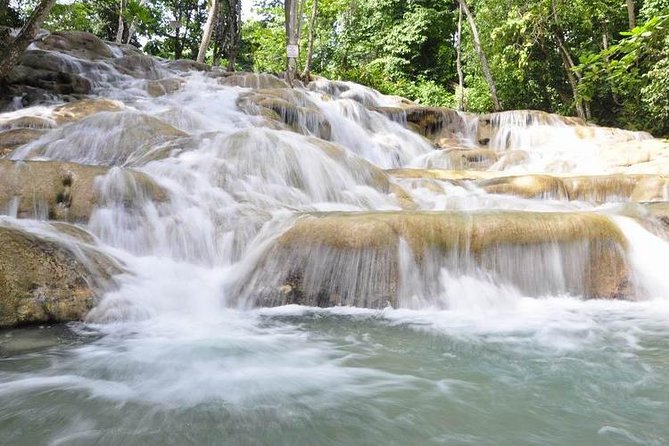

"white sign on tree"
[286, 45, 299, 58]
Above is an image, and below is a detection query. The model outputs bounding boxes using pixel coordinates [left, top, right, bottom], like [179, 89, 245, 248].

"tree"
[626, 0, 636, 29]
[198, 0, 219, 62]
[455, 3, 464, 111]
[116, 0, 125, 43]
[212, 0, 242, 70]
[285, 0, 299, 85]
[301, 0, 317, 79]
[457, 0, 500, 111]
[0, 0, 57, 81]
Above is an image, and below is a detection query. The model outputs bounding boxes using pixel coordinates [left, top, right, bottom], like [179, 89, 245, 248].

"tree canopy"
[2, 0, 668, 135]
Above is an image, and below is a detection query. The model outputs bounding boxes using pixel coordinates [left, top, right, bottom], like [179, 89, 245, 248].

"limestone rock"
[238, 89, 332, 140]
[0, 115, 54, 130]
[20, 110, 187, 166]
[385, 169, 494, 182]
[0, 224, 121, 327]
[6, 63, 92, 97]
[221, 73, 289, 89]
[52, 98, 124, 125]
[147, 78, 184, 97]
[433, 148, 499, 170]
[111, 53, 165, 80]
[0, 128, 47, 157]
[236, 211, 631, 308]
[34, 31, 114, 60]
[0, 160, 166, 222]
[478, 175, 569, 199]
[372, 106, 465, 140]
[167, 59, 211, 73]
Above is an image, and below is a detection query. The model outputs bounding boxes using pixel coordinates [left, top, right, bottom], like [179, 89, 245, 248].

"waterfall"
[2, 32, 669, 321]
[3, 32, 669, 445]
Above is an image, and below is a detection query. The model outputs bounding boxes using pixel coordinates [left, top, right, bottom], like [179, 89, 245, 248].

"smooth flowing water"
[1, 38, 669, 445]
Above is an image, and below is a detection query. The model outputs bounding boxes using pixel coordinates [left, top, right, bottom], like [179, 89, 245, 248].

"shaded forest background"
[1, 0, 668, 135]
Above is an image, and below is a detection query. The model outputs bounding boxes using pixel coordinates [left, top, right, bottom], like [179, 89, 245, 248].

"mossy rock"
[0, 224, 121, 327]
[236, 210, 631, 309]
[0, 160, 166, 222]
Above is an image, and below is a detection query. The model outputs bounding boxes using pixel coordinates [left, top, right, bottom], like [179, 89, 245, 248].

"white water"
[2, 38, 669, 445]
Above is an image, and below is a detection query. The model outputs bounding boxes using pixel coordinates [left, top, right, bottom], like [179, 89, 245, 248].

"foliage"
[577, 14, 669, 134]
[5, 0, 669, 135]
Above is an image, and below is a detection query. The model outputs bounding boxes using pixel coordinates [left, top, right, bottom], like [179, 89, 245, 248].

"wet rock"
[238, 89, 332, 140]
[34, 31, 114, 60]
[221, 72, 289, 89]
[111, 53, 165, 80]
[0, 223, 121, 327]
[385, 168, 493, 182]
[492, 150, 529, 169]
[236, 211, 631, 308]
[600, 139, 669, 174]
[0, 160, 166, 222]
[443, 148, 498, 170]
[20, 110, 187, 166]
[167, 59, 211, 73]
[373, 106, 465, 140]
[629, 176, 669, 202]
[476, 110, 585, 147]
[52, 98, 124, 125]
[147, 78, 184, 97]
[0, 115, 54, 130]
[6, 64, 92, 96]
[417, 148, 499, 170]
[0, 128, 46, 157]
[478, 175, 568, 199]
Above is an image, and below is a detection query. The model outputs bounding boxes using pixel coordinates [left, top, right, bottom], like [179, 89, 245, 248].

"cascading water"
[1, 32, 669, 445]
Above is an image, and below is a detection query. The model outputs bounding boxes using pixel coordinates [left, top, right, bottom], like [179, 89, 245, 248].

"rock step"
[234, 210, 632, 309]
[387, 169, 669, 202]
[0, 222, 121, 327]
[0, 160, 166, 222]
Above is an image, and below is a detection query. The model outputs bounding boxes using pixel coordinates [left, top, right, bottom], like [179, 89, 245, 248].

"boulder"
[235, 211, 632, 308]
[238, 89, 331, 140]
[0, 128, 47, 157]
[52, 98, 124, 124]
[417, 148, 499, 170]
[20, 110, 187, 166]
[0, 223, 121, 327]
[146, 78, 184, 97]
[111, 53, 165, 80]
[0, 115, 54, 130]
[478, 175, 569, 199]
[0, 160, 166, 222]
[6, 64, 92, 96]
[167, 59, 211, 73]
[372, 106, 466, 140]
[34, 31, 114, 60]
[476, 110, 585, 147]
[221, 72, 289, 89]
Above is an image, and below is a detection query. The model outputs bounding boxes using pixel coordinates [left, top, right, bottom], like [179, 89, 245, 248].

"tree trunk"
[555, 34, 586, 119]
[301, 0, 317, 80]
[197, 0, 218, 63]
[0, 0, 57, 82]
[456, 3, 465, 111]
[457, 0, 500, 111]
[626, 0, 636, 30]
[226, 0, 241, 71]
[551, 0, 587, 120]
[116, 0, 124, 44]
[285, 0, 299, 86]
